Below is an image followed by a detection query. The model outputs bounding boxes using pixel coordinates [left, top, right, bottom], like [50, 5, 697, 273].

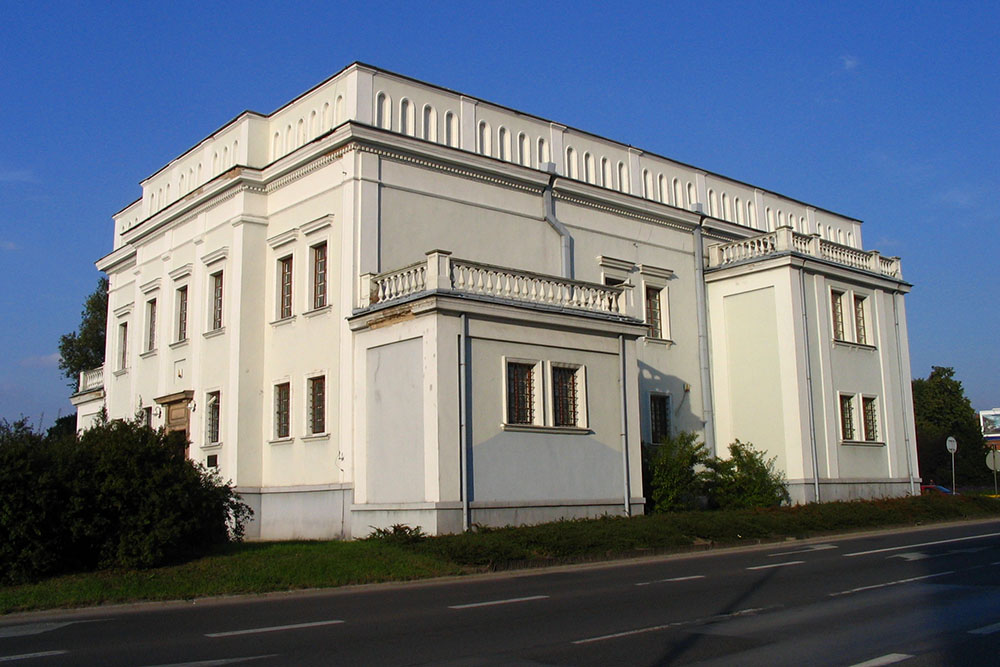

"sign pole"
[946, 436, 958, 494]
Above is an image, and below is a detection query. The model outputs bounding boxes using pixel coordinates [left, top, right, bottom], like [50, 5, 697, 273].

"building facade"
[73, 63, 919, 539]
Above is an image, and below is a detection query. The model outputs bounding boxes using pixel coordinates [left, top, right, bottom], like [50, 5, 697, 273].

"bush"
[643, 432, 711, 512]
[0, 417, 252, 584]
[704, 440, 790, 510]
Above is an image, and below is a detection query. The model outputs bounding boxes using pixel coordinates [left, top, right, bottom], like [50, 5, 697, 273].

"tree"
[703, 440, 790, 510]
[642, 431, 711, 512]
[912, 366, 989, 488]
[58, 277, 108, 390]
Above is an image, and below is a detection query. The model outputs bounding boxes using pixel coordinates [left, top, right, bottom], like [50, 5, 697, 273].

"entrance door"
[155, 390, 193, 459]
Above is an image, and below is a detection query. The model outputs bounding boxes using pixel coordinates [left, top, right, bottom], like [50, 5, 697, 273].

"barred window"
[207, 391, 221, 444]
[308, 375, 326, 434]
[279, 256, 293, 319]
[506, 363, 535, 425]
[274, 383, 290, 439]
[211, 272, 224, 330]
[312, 243, 327, 310]
[176, 286, 188, 342]
[854, 295, 867, 345]
[863, 397, 878, 442]
[552, 366, 579, 427]
[646, 287, 662, 339]
[145, 298, 157, 352]
[650, 395, 671, 444]
[831, 290, 846, 341]
[839, 394, 855, 441]
[118, 322, 128, 370]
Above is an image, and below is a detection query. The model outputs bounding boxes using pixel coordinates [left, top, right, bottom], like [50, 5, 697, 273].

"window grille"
[309, 376, 326, 434]
[211, 272, 224, 330]
[312, 243, 327, 309]
[863, 397, 878, 441]
[176, 286, 188, 341]
[831, 291, 845, 341]
[645, 287, 662, 339]
[552, 366, 578, 427]
[650, 395, 671, 443]
[840, 394, 855, 441]
[506, 363, 535, 424]
[854, 295, 867, 345]
[279, 257, 293, 319]
[274, 383, 290, 438]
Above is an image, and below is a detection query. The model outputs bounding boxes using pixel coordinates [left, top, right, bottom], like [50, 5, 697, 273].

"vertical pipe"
[693, 220, 717, 456]
[799, 271, 821, 503]
[619, 334, 631, 516]
[459, 313, 470, 530]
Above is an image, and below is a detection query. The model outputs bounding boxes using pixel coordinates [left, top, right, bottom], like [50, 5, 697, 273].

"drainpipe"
[541, 164, 573, 279]
[799, 271, 822, 503]
[619, 334, 631, 516]
[892, 293, 916, 495]
[693, 214, 717, 457]
[459, 313, 471, 530]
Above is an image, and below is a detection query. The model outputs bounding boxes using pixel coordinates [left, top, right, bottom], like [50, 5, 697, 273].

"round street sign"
[987, 451, 1000, 472]
[947, 436, 958, 454]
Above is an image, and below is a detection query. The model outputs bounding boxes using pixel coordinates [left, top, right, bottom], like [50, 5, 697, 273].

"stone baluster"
[425, 249, 453, 291]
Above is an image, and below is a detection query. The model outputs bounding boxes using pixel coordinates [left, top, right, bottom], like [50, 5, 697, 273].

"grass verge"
[3, 494, 999, 614]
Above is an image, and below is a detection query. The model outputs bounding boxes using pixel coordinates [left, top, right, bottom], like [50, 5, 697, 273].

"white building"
[73, 63, 919, 539]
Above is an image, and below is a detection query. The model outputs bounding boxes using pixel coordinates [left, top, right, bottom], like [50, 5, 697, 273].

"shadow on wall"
[638, 360, 702, 446]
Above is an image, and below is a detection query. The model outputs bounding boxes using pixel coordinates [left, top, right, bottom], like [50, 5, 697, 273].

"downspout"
[542, 165, 573, 279]
[799, 271, 822, 503]
[459, 313, 470, 530]
[619, 334, 631, 516]
[892, 293, 916, 495]
[693, 216, 717, 456]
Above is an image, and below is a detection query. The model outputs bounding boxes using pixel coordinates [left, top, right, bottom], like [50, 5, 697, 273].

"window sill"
[643, 336, 675, 347]
[269, 437, 294, 445]
[841, 440, 885, 447]
[139, 349, 157, 359]
[302, 432, 330, 442]
[201, 442, 222, 450]
[203, 327, 226, 339]
[169, 339, 189, 350]
[303, 305, 332, 318]
[501, 424, 592, 435]
[270, 315, 297, 327]
[833, 340, 877, 351]
[112, 368, 128, 377]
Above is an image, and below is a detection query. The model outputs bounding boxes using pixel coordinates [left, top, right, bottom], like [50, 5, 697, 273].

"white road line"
[969, 621, 1000, 635]
[829, 571, 955, 597]
[747, 560, 804, 570]
[143, 657, 277, 667]
[849, 653, 913, 667]
[0, 619, 109, 639]
[448, 594, 549, 609]
[0, 651, 69, 663]
[205, 620, 343, 638]
[843, 531, 1000, 557]
[768, 544, 837, 557]
[634, 575, 705, 586]
[572, 606, 775, 645]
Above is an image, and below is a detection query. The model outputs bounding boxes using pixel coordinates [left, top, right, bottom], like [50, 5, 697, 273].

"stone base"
[787, 478, 918, 504]
[237, 484, 353, 540]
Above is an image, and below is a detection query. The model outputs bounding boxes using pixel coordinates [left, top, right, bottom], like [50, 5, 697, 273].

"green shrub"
[642, 431, 711, 512]
[366, 524, 427, 545]
[704, 440, 790, 510]
[0, 417, 252, 584]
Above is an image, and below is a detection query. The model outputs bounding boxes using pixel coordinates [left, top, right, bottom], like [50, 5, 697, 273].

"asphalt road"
[4, 520, 1000, 665]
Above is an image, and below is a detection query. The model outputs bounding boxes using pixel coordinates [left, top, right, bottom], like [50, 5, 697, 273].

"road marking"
[635, 575, 705, 586]
[829, 571, 955, 597]
[768, 544, 837, 557]
[143, 657, 277, 667]
[843, 531, 1000, 557]
[572, 606, 776, 645]
[0, 619, 108, 638]
[449, 594, 549, 609]
[888, 552, 931, 561]
[969, 621, 1000, 635]
[747, 560, 804, 570]
[205, 620, 343, 638]
[849, 653, 913, 667]
[0, 651, 69, 663]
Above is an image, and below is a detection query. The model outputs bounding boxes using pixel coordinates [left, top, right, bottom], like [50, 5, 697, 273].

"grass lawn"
[3, 494, 999, 615]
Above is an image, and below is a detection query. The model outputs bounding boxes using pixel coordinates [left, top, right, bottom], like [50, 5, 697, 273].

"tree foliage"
[58, 276, 108, 389]
[0, 416, 252, 585]
[642, 431, 711, 512]
[912, 366, 989, 487]
[703, 440, 790, 510]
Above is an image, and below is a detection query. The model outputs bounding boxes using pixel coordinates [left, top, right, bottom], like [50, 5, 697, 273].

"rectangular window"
[211, 272, 224, 330]
[279, 256, 293, 319]
[145, 298, 157, 352]
[274, 382, 290, 439]
[506, 362, 535, 425]
[176, 286, 188, 342]
[650, 395, 671, 444]
[118, 322, 128, 370]
[141, 406, 153, 427]
[863, 397, 879, 442]
[308, 375, 326, 434]
[839, 394, 855, 441]
[206, 391, 221, 444]
[312, 242, 327, 310]
[831, 290, 846, 341]
[854, 295, 867, 345]
[552, 366, 579, 427]
[645, 287, 662, 339]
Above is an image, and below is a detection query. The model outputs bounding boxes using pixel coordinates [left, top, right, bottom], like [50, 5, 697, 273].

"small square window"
[274, 382, 290, 439]
[206, 454, 218, 468]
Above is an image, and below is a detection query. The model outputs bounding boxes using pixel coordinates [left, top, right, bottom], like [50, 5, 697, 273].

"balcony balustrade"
[78, 365, 104, 393]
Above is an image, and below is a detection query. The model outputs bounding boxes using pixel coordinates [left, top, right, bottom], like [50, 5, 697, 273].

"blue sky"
[1, 1, 997, 425]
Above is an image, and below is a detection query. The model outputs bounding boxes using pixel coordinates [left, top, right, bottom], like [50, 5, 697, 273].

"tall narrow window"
[645, 287, 663, 339]
[831, 290, 845, 341]
[854, 295, 867, 345]
[279, 256, 293, 319]
[506, 362, 535, 425]
[207, 391, 221, 444]
[211, 272, 224, 330]
[863, 397, 878, 442]
[308, 375, 326, 434]
[552, 366, 579, 427]
[274, 383, 290, 439]
[312, 243, 327, 309]
[118, 322, 128, 370]
[145, 298, 157, 352]
[840, 394, 855, 441]
[176, 286, 188, 342]
[650, 395, 671, 444]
